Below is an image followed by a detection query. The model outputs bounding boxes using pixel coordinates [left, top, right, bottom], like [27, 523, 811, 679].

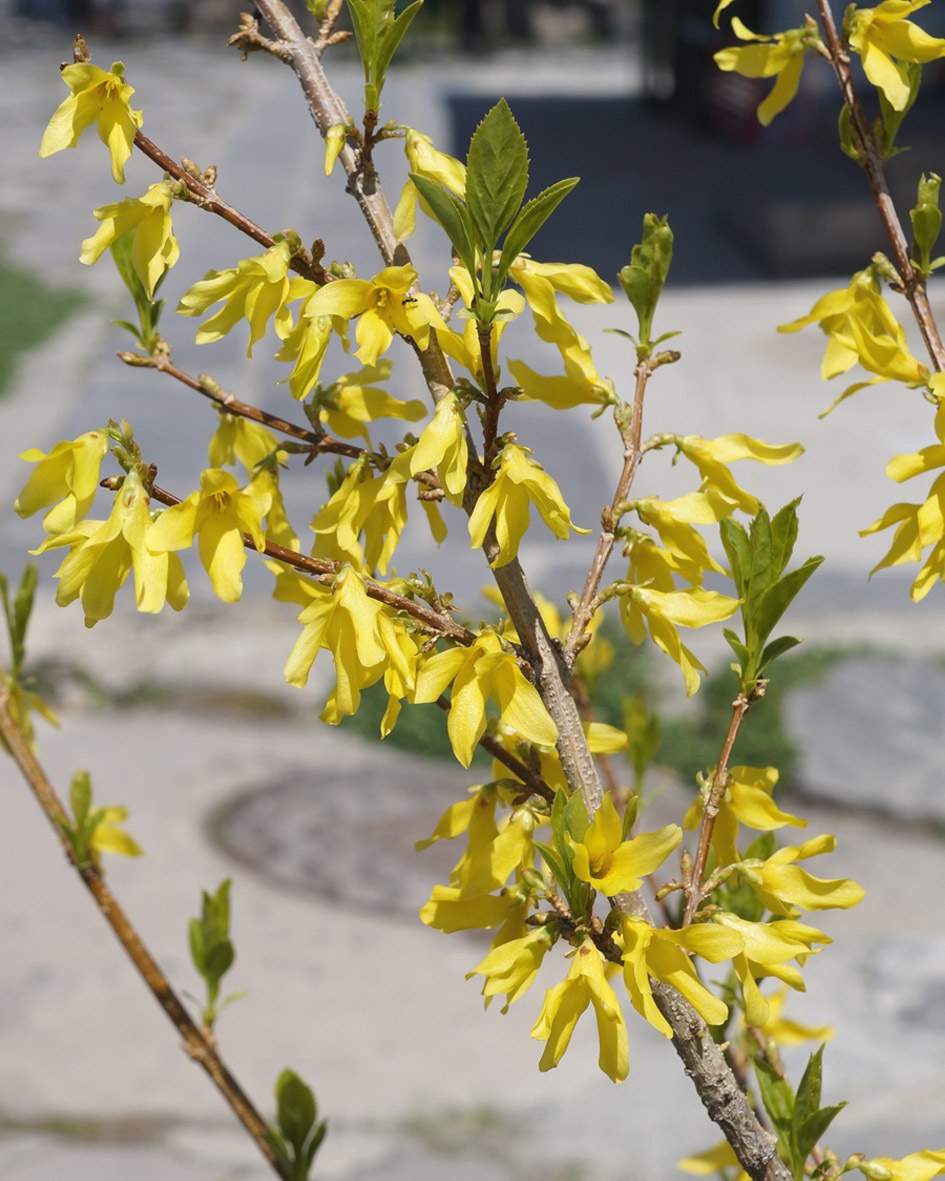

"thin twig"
[815, 0, 945, 370]
[683, 696, 752, 926]
[564, 353, 667, 664]
[0, 690, 287, 1181]
[147, 484, 477, 648]
[133, 132, 329, 286]
[433, 696, 553, 803]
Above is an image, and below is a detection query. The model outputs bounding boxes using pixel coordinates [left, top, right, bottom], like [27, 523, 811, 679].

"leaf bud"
[324, 123, 346, 177]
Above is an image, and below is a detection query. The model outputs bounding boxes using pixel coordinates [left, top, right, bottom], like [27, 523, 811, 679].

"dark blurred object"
[424, 0, 621, 52]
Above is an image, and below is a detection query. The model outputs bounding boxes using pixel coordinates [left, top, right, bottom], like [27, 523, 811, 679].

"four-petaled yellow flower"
[147, 468, 269, 603]
[79, 181, 178, 299]
[177, 241, 315, 357]
[393, 128, 467, 241]
[414, 630, 557, 767]
[861, 1149, 945, 1181]
[40, 61, 143, 184]
[531, 939, 629, 1083]
[390, 391, 469, 506]
[567, 791, 681, 895]
[15, 429, 109, 534]
[469, 442, 588, 568]
[32, 470, 189, 626]
[684, 764, 807, 867]
[848, 0, 945, 111]
[311, 363, 426, 444]
[618, 914, 742, 1036]
[714, 19, 813, 126]
[470, 924, 555, 1012]
[303, 264, 444, 367]
[675, 434, 804, 514]
[743, 833, 866, 917]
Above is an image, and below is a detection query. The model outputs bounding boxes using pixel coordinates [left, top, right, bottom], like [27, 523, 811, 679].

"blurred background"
[2, 3, 945, 1180]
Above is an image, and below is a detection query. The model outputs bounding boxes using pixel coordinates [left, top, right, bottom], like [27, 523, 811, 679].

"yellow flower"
[675, 434, 804, 514]
[860, 400, 945, 599]
[632, 492, 732, 586]
[177, 241, 315, 357]
[389, 391, 469, 505]
[0, 675, 59, 756]
[310, 461, 408, 576]
[274, 310, 336, 402]
[32, 470, 189, 626]
[620, 585, 740, 696]
[147, 468, 269, 603]
[712, 913, 832, 1026]
[567, 792, 680, 895]
[311, 363, 426, 444]
[419, 884, 518, 933]
[531, 939, 629, 1083]
[413, 630, 557, 768]
[90, 805, 145, 866]
[862, 1149, 945, 1181]
[470, 924, 554, 1011]
[79, 181, 178, 299]
[714, 19, 813, 126]
[469, 442, 588, 567]
[40, 61, 143, 184]
[679, 1140, 750, 1180]
[14, 429, 109, 534]
[208, 415, 282, 475]
[745, 834, 866, 917]
[435, 266, 524, 383]
[618, 915, 741, 1037]
[684, 764, 807, 867]
[849, 0, 945, 111]
[753, 986, 834, 1046]
[303, 264, 444, 366]
[393, 128, 467, 241]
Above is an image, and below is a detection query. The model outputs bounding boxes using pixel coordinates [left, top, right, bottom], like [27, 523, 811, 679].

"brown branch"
[133, 131, 329, 286]
[683, 696, 752, 926]
[564, 353, 667, 664]
[433, 697, 553, 803]
[815, 0, 945, 371]
[129, 354, 364, 459]
[147, 484, 476, 647]
[0, 690, 287, 1181]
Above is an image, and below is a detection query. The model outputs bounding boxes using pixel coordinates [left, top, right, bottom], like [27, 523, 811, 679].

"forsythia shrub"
[2, 2, 945, 1179]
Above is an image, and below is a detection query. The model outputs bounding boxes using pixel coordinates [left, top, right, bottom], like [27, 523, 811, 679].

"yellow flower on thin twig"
[40, 61, 143, 184]
[848, 0, 945, 111]
[79, 181, 178, 298]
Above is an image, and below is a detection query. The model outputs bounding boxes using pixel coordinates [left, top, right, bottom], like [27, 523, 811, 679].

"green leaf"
[205, 939, 235, 983]
[911, 173, 942, 273]
[276, 1069, 317, 1156]
[754, 1055, 795, 1137]
[622, 689, 660, 791]
[617, 214, 673, 347]
[746, 506, 774, 621]
[757, 634, 803, 677]
[496, 176, 580, 285]
[409, 173, 477, 279]
[465, 99, 529, 251]
[189, 917, 206, 975]
[263, 1129, 292, 1174]
[534, 840, 569, 890]
[720, 517, 750, 600]
[562, 787, 589, 845]
[796, 1103, 846, 1164]
[70, 770, 92, 828]
[374, 0, 422, 95]
[743, 831, 777, 861]
[723, 628, 750, 672]
[304, 1119, 328, 1168]
[794, 1044, 824, 1130]
[769, 497, 801, 583]
[753, 555, 824, 650]
[11, 565, 37, 658]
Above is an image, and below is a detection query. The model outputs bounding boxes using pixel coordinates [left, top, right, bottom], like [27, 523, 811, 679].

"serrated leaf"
[374, 0, 422, 94]
[769, 498, 801, 582]
[754, 1056, 795, 1135]
[69, 771, 92, 827]
[757, 634, 802, 676]
[465, 99, 529, 251]
[410, 173, 477, 278]
[496, 176, 580, 284]
[747, 506, 774, 620]
[754, 555, 824, 648]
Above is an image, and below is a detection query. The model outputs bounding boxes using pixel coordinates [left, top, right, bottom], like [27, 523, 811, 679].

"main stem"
[0, 692, 286, 1181]
[247, 7, 791, 1177]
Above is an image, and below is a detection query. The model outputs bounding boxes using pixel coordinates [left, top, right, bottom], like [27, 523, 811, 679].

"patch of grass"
[0, 253, 87, 397]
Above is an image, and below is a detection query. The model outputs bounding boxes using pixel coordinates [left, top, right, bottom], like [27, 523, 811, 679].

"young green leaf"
[374, 0, 422, 95]
[465, 99, 529, 251]
[769, 497, 801, 582]
[720, 516, 750, 601]
[496, 176, 580, 284]
[617, 214, 673, 349]
[277, 1068, 317, 1154]
[409, 173, 477, 279]
[70, 769, 92, 829]
[754, 1055, 795, 1138]
[753, 555, 824, 651]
